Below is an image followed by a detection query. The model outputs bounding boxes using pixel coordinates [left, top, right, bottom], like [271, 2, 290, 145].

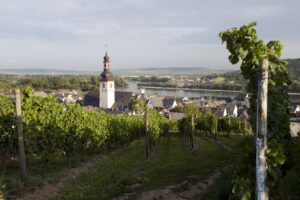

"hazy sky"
[0, 0, 299, 70]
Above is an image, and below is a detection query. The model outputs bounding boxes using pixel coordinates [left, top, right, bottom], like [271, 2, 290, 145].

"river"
[117, 81, 300, 101]
[117, 81, 241, 98]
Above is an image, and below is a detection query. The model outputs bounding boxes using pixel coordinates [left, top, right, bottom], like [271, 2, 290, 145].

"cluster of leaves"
[106, 114, 144, 149]
[129, 98, 169, 142]
[178, 105, 250, 144]
[195, 109, 218, 140]
[220, 22, 291, 199]
[177, 104, 198, 146]
[218, 117, 251, 135]
[148, 109, 169, 142]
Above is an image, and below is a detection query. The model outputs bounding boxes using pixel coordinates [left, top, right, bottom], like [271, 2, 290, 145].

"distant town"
[1, 52, 299, 137]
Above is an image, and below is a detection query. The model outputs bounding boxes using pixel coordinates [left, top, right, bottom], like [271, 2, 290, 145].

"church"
[99, 50, 115, 109]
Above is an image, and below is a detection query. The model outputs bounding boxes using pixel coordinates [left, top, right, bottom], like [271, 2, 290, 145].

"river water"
[117, 81, 300, 101]
[117, 81, 241, 98]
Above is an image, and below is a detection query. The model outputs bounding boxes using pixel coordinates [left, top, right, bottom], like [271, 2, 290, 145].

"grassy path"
[46, 133, 243, 200]
[14, 140, 144, 200]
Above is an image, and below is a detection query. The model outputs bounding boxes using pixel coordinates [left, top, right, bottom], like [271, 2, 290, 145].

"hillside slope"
[209, 58, 300, 82]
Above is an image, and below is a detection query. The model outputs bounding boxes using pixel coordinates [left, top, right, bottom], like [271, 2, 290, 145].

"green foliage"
[0, 95, 15, 149]
[178, 104, 250, 144]
[217, 117, 250, 135]
[231, 177, 252, 200]
[148, 109, 169, 141]
[220, 22, 291, 198]
[129, 76, 169, 83]
[128, 99, 146, 115]
[0, 74, 128, 91]
[19, 87, 166, 164]
[107, 114, 143, 148]
[114, 76, 129, 88]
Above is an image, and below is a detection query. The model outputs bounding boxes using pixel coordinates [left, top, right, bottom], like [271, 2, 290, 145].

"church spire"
[103, 46, 110, 71]
[99, 45, 115, 109]
[100, 46, 113, 81]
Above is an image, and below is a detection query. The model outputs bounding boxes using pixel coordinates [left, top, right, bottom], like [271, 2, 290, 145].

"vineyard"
[0, 87, 299, 199]
[0, 87, 170, 199]
[1, 21, 299, 200]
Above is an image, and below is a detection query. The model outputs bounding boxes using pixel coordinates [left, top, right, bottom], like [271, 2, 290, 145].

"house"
[226, 102, 238, 117]
[238, 105, 250, 120]
[238, 110, 250, 120]
[114, 91, 135, 111]
[62, 94, 77, 103]
[215, 105, 227, 117]
[147, 96, 178, 111]
[83, 89, 99, 107]
[148, 96, 164, 110]
[290, 118, 300, 137]
[200, 98, 227, 111]
[163, 98, 177, 109]
[290, 103, 300, 117]
[235, 93, 249, 101]
[291, 104, 300, 114]
[51, 89, 82, 104]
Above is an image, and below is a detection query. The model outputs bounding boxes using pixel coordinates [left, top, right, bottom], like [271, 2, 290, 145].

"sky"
[0, 0, 299, 71]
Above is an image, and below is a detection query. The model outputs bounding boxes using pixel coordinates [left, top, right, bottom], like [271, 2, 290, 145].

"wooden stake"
[15, 89, 27, 183]
[191, 114, 194, 149]
[144, 106, 149, 159]
[256, 59, 269, 200]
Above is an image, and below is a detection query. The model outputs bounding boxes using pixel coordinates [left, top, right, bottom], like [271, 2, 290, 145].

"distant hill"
[286, 58, 300, 80]
[0, 67, 230, 76]
[113, 67, 229, 76]
[208, 58, 300, 81]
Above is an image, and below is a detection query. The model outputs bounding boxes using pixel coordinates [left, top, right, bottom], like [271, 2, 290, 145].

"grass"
[1, 152, 99, 199]
[49, 133, 243, 200]
[48, 140, 145, 200]
[202, 136, 300, 200]
[194, 135, 248, 200]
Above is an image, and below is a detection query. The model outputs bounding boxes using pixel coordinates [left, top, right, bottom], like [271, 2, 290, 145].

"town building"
[99, 50, 115, 109]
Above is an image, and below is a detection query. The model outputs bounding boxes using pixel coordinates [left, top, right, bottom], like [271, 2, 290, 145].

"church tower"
[99, 50, 115, 109]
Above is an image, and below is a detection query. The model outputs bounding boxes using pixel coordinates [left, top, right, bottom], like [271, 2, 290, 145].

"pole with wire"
[15, 88, 27, 183]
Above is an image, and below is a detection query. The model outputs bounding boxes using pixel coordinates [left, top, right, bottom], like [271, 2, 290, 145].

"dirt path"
[16, 154, 110, 200]
[137, 169, 221, 200]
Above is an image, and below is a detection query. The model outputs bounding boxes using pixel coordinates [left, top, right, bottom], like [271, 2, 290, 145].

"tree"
[220, 22, 290, 199]
[128, 98, 146, 115]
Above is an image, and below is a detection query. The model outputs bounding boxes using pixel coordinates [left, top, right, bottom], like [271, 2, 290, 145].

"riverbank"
[118, 81, 300, 98]
[138, 85, 242, 93]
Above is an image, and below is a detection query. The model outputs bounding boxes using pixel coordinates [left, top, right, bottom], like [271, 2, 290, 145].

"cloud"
[0, 0, 299, 69]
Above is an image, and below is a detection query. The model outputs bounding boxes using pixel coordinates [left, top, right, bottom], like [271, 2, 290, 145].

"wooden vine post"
[15, 88, 27, 183]
[256, 59, 269, 200]
[220, 22, 288, 200]
[191, 114, 194, 149]
[144, 105, 150, 159]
